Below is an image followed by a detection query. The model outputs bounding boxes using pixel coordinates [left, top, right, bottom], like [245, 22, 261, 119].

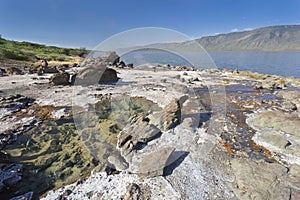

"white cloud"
[231, 27, 253, 32]
[243, 28, 253, 31]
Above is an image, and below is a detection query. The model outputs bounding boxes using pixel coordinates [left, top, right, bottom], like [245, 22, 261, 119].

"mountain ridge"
[144, 25, 300, 52]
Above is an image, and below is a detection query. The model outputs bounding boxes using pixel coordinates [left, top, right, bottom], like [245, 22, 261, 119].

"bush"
[0, 48, 29, 60]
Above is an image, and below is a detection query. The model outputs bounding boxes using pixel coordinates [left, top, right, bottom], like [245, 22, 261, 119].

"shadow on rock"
[164, 151, 189, 176]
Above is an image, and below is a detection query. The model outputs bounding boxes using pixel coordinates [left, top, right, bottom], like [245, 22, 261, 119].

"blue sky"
[0, 0, 299, 48]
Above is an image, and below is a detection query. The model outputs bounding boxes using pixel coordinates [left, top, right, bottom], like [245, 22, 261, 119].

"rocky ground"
[0, 52, 300, 200]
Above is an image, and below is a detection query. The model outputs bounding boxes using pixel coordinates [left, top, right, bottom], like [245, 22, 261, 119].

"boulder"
[49, 72, 70, 85]
[99, 51, 120, 65]
[148, 99, 181, 131]
[138, 147, 175, 178]
[76, 52, 120, 85]
[99, 68, 119, 83]
[108, 154, 129, 171]
[118, 116, 161, 155]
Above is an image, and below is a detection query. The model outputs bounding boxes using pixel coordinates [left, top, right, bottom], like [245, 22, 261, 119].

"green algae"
[1, 96, 159, 199]
[76, 96, 161, 161]
[2, 119, 97, 199]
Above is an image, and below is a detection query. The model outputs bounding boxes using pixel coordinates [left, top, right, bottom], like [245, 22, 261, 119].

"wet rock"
[49, 72, 71, 85]
[118, 116, 161, 155]
[138, 147, 175, 178]
[148, 99, 181, 131]
[247, 110, 300, 165]
[108, 154, 129, 171]
[10, 192, 33, 200]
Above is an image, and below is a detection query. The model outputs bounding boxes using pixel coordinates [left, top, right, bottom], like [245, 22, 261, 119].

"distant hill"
[0, 38, 88, 66]
[143, 25, 300, 52]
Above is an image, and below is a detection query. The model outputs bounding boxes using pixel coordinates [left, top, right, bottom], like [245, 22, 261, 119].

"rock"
[229, 158, 290, 199]
[247, 110, 300, 165]
[6, 67, 23, 75]
[10, 191, 33, 200]
[122, 183, 142, 200]
[0, 68, 6, 76]
[116, 61, 126, 68]
[126, 63, 134, 68]
[40, 59, 48, 68]
[276, 91, 300, 110]
[118, 116, 161, 155]
[43, 66, 59, 73]
[76, 52, 120, 85]
[49, 72, 70, 85]
[254, 76, 287, 90]
[148, 99, 181, 131]
[99, 68, 119, 83]
[99, 51, 120, 65]
[0, 164, 23, 192]
[138, 147, 175, 178]
[122, 183, 151, 200]
[282, 101, 297, 111]
[108, 154, 129, 171]
[51, 108, 71, 119]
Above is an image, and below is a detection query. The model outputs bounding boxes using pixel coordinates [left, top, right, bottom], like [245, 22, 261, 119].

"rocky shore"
[0, 52, 300, 199]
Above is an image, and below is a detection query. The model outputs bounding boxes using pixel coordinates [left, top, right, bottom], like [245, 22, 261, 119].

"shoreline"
[0, 55, 300, 199]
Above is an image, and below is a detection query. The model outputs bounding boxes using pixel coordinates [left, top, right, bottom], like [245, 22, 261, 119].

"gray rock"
[122, 183, 151, 200]
[99, 51, 120, 65]
[138, 147, 175, 178]
[148, 99, 181, 131]
[282, 101, 297, 111]
[118, 116, 161, 155]
[229, 158, 290, 199]
[76, 52, 120, 85]
[247, 110, 300, 165]
[108, 154, 129, 171]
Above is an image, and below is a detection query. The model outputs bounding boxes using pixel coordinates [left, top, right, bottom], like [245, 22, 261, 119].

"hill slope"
[0, 37, 88, 66]
[144, 25, 300, 52]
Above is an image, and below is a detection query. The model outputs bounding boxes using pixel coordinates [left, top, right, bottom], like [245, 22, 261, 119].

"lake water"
[121, 51, 300, 78]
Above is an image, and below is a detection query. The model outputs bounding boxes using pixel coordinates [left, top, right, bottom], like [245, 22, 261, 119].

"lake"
[121, 51, 300, 78]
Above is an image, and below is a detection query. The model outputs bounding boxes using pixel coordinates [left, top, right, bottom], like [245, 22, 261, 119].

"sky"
[0, 0, 299, 48]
